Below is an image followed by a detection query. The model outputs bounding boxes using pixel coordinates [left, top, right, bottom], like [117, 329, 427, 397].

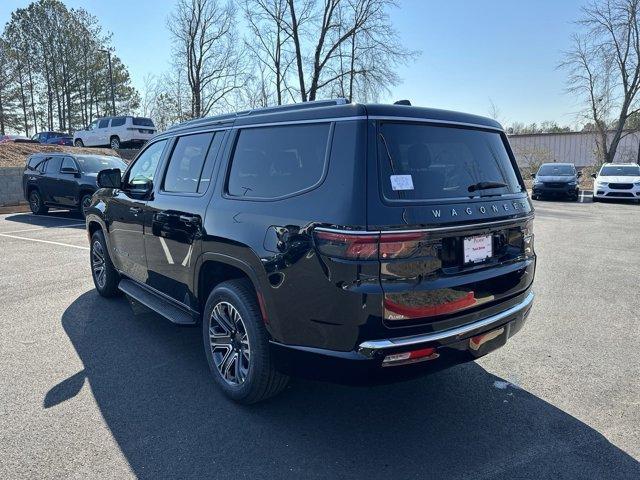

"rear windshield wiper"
[467, 181, 508, 192]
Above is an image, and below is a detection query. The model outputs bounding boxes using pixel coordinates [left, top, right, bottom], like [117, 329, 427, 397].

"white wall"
[508, 131, 640, 167]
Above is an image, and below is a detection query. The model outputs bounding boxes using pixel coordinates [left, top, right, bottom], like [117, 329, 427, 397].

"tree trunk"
[287, 0, 307, 101]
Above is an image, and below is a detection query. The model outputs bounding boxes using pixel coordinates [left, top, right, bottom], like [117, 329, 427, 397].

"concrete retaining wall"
[0, 167, 25, 206]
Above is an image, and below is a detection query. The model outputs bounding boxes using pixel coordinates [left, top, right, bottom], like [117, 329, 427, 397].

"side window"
[27, 156, 40, 170]
[125, 140, 167, 187]
[46, 157, 62, 173]
[163, 132, 214, 193]
[61, 157, 76, 172]
[227, 123, 330, 199]
[36, 159, 48, 173]
[111, 117, 126, 127]
[98, 119, 110, 128]
[198, 132, 224, 194]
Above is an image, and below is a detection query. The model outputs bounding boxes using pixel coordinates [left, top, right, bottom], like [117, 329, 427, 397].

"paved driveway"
[0, 202, 638, 479]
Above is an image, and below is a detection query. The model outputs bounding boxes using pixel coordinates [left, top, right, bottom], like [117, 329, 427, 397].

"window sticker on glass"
[390, 174, 414, 191]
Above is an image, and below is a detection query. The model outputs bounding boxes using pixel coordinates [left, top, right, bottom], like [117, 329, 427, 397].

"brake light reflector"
[382, 347, 439, 366]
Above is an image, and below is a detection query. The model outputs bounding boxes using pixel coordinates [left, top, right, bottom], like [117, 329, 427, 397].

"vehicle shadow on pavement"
[49, 291, 640, 479]
[4, 211, 84, 228]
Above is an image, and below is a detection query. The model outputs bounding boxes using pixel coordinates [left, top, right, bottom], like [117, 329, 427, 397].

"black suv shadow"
[48, 291, 640, 479]
[4, 211, 84, 228]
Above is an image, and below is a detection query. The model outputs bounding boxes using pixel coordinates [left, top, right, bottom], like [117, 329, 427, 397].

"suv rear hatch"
[367, 119, 535, 330]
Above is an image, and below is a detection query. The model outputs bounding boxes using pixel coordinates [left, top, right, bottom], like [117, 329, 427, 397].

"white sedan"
[592, 163, 640, 202]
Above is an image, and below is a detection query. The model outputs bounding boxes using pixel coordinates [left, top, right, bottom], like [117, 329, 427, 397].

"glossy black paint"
[532, 163, 580, 200]
[23, 153, 125, 211]
[86, 102, 536, 384]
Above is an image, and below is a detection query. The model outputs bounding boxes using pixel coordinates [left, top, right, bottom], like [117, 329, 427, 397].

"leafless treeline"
[142, 0, 417, 130]
[0, 0, 138, 136]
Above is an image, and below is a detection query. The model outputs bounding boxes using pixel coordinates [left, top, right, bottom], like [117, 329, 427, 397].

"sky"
[1, 0, 586, 126]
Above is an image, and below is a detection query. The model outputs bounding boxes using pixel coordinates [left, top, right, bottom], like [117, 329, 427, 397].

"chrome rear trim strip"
[358, 292, 534, 356]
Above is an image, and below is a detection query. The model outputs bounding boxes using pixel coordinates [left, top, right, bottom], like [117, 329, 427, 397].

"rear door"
[143, 130, 226, 308]
[368, 120, 535, 329]
[58, 157, 80, 206]
[41, 156, 63, 204]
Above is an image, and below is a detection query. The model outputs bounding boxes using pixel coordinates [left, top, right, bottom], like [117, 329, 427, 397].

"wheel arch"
[194, 252, 269, 326]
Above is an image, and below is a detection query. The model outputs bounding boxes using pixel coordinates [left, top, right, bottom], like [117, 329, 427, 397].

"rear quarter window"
[378, 122, 522, 202]
[226, 123, 331, 199]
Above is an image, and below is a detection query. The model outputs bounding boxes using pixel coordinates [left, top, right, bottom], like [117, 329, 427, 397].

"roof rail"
[167, 98, 349, 132]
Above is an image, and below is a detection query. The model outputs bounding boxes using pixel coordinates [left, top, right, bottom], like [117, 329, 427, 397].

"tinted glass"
[46, 157, 62, 173]
[600, 165, 640, 176]
[27, 156, 41, 169]
[98, 119, 109, 128]
[126, 140, 167, 187]
[163, 133, 214, 193]
[75, 155, 126, 173]
[133, 117, 154, 127]
[111, 117, 126, 127]
[227, 123, 330, 198]
[61, 157, 77, 171]
[198, 132, 224, 194]
[538, 164, 575, 176]
[378, 122, 522, 201]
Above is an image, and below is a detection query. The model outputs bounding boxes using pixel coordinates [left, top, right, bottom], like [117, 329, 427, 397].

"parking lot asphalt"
[0, 200, 639, 479]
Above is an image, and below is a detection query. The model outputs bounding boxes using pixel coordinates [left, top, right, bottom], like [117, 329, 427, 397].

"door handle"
[179, 215, 199, 224]
[129, 206, 142, 214]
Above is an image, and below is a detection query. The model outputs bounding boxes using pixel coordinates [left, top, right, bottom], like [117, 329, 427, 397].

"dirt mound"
[0, 143, 120, 168]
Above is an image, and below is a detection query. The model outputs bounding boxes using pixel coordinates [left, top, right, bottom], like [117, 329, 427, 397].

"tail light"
[313, 229, 429, 260]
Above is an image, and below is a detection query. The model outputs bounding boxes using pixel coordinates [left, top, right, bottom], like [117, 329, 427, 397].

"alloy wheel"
[209, 301, 251, 386]
[92, 240, 107, 288]
[29, 192, 40, 212]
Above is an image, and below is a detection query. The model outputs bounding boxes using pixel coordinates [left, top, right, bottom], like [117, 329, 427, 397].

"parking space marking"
[1, 223, 86, 235]
[0, 232, 89, 250]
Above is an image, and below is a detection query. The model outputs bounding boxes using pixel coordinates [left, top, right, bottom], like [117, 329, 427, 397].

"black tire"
[90, 230, 120, 298]
[592, 196, 599, 203]
[28, 190, 48, 215]
[202, 279, 288, 404]
[110, 136, 120, 149]
[80, 194, 92, 219]
[74, 139, 84, 147]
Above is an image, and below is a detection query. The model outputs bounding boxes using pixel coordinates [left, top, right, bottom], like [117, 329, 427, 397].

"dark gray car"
[23, 153, 126, 217]
[531, 163, 580, 200]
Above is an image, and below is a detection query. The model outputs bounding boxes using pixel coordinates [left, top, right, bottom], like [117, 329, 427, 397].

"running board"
[118, 278, 197, 325]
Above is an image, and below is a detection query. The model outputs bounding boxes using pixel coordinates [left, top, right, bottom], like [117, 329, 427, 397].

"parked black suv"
[531, 162, 580, 200]
[86, 99, 536, 403]
[23, 153, 126, 217]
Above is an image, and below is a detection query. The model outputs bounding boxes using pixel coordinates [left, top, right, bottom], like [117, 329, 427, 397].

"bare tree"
[561, 0, 640, 163]
[168, 0, 247, 118]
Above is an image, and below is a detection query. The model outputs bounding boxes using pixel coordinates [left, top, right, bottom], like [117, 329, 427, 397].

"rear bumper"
[271, 291, 534, 385]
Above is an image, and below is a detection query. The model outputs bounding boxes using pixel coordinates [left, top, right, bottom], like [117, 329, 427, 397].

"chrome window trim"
[314, 214, 534, 236]
[358, 292, 534, 356]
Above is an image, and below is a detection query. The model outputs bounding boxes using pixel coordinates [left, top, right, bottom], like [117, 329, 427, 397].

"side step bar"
[118, 278, 197, 325]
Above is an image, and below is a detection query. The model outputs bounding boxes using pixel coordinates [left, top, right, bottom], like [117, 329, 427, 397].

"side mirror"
[591, 173, 597, 179]
[127, 179, 153, 200]
[61, 166, 78, 175]
[531, 173, 536, 178]
[97, 168, 122, 189]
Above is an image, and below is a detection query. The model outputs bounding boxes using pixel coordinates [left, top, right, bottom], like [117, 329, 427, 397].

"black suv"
[23, 153, 126, 217]
[86, 99, 536, 403]
[531, 162, 580, 200]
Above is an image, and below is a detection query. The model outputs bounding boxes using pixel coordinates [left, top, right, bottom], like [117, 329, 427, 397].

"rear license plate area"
[463, 234, 493, 264]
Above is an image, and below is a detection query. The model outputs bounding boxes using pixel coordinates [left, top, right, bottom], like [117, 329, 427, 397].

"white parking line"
[1, 223, 85, 235]
[0, 232, 89, 250]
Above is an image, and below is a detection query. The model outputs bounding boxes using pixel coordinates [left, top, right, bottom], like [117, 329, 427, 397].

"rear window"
[227, 123, 330, 199]
[378, 122, 522, 201]
[133, 117, 154, 127]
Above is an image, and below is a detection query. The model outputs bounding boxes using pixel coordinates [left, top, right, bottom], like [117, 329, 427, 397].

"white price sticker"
[390, 175, 414, 191]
